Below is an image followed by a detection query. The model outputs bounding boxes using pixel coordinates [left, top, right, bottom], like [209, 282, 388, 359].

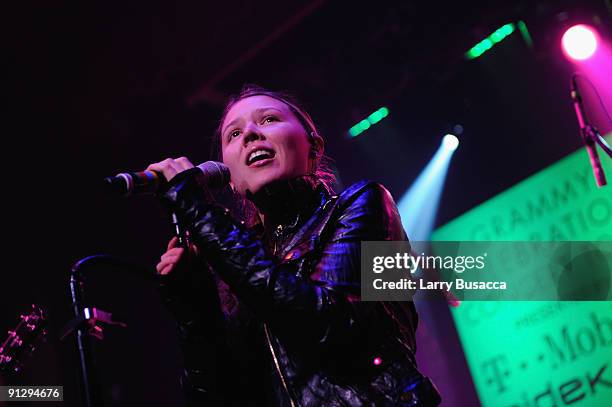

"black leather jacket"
[159, 174, 441, 406]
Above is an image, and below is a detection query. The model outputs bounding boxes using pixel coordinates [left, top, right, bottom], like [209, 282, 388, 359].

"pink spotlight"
[562, 25, 598, 61]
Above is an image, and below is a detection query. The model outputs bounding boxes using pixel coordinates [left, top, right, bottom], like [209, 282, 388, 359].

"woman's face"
[220, 95, 313, 196]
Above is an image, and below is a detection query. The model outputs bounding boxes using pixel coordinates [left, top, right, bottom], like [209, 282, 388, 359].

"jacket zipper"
[273, 224, 283, 256]
[266, 225, 298, 407]
[264, 225, 297, 407]
[264, 323, 297, 407]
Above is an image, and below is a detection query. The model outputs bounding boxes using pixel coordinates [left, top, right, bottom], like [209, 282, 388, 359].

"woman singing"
[150, 85, 441, 406]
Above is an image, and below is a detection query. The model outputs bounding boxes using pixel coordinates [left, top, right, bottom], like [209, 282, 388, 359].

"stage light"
[348, 107, 390, 137]
[442, 134, 459, 151]
[562, 25, 598, 61]
[368, 111, 383, 124]
[517, 20, 533, 49]
[380, 107, 389, 117]
[466, 23, 516, 60]
[397, 134, 459, 242]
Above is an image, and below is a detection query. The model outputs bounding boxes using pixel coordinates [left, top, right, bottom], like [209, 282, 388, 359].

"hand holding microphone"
[104, 158, 230, 196]
[104, 157, 231, 248]
[146, 156, 196, 183]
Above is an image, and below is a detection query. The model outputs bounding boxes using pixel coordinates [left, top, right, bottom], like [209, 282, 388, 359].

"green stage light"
[500, 23, 514, 36]
[348, 126, 361, 137]
[490, 31, 504, 43]
[348, 107, 389, 137]
[466, 48, 481, 59]
[466, 23, 516, 60]
[368, 111, 383, 124]
[517, 20, 533, 49]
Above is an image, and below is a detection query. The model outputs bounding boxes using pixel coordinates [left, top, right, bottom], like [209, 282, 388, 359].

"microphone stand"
[571, 75, 612, 187]
[63, 255, 134, 407]
[68, 256, 105, 407]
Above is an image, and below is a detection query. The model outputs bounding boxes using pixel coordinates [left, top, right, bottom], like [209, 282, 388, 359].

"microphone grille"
[196, 161, 231, 189]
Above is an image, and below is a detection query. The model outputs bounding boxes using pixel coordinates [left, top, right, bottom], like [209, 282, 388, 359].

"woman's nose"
[243, 124, 264, 145]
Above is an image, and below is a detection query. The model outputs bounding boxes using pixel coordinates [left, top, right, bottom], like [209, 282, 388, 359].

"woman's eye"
[230, 130, 240, 139]
[263, 116, 277, 123]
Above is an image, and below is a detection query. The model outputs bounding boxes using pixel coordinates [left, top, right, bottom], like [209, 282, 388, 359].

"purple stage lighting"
[562, 24, 598, 61]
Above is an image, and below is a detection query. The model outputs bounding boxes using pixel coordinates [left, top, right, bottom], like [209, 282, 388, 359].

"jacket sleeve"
[162, 175, 411, 343]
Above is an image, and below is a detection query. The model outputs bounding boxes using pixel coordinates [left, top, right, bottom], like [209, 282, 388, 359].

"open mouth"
[246, 148, 276, 166]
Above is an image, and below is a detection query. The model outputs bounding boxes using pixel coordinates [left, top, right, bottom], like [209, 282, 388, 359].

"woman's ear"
[310, 133, 324, 158]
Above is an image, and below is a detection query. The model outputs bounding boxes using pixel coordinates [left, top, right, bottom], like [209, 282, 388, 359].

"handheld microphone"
[104, 161, 231, 196]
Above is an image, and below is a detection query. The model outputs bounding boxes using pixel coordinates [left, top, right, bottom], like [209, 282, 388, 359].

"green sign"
[431, 138, 612, 406]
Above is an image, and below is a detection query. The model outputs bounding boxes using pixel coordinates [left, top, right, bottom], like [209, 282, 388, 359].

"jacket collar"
[246, 175, 329, 236]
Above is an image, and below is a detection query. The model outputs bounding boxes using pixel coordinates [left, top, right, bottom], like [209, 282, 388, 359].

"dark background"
[2, 1, 611, 406]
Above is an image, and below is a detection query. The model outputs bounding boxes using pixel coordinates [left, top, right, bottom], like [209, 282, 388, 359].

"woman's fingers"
[157, 263, 175, 276]
[175, 156, 194, 171]
[156, 237, 200, 276]
[167, 237, 198, 254]
[156, 258, 179, 275]
[147, 158, 177, 181]
[160, 247, 184, 262]
[167, 236, 180, 250]
[156, 247, 184, 275]
[146, 157, 195, 182]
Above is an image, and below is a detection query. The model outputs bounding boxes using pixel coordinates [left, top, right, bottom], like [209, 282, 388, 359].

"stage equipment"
[104, 161, 230, 246]
[60, 255, 151, 407]
[442, 134, 459, 152]
[397, 134, 459, 242]
[348, 107, 389, 137]
[571, 74, 612, 187]
[0, 305, 46, 374]
[465, 23, 515, 60]
[562, 24, 598, 61]
[104, 161, 230, 196]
